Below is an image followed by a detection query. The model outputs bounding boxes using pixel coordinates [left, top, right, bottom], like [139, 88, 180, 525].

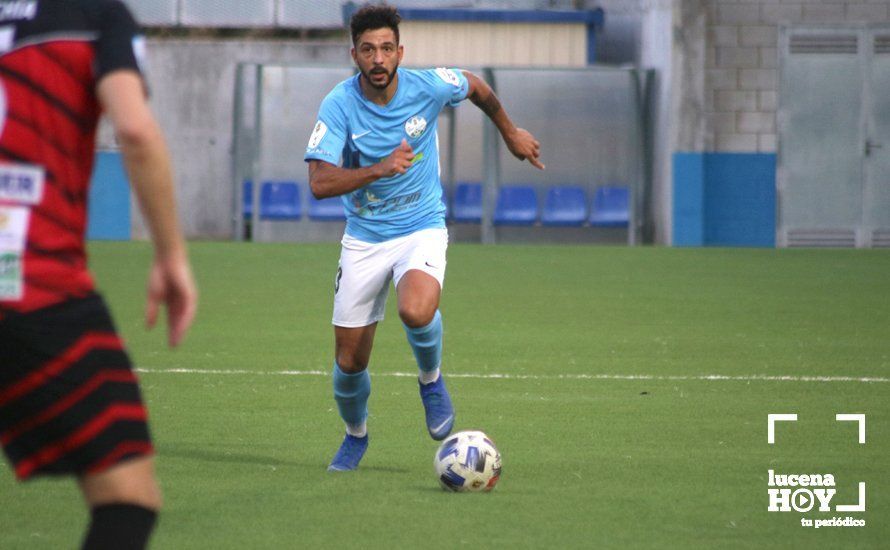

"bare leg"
[78, 455, 161, 509]
[397, 270, 441, 328]
[78, 455, 161, 549]
[334, 323, 378, 373]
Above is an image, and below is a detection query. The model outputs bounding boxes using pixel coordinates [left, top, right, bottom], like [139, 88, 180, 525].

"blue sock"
[404, 310, 443, 378]
[332, 363, 370, 432]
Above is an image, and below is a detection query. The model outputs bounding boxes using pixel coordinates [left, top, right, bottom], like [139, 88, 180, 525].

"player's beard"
[363, 64, 398, 90]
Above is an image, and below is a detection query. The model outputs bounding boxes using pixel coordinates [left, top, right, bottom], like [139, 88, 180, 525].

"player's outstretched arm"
[462, 71, 544, 170]
[309, 139, 416, 198]
[97, 71, 197, 348]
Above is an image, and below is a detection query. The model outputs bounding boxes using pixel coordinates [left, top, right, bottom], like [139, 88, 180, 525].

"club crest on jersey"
[405, 116, 427, 139]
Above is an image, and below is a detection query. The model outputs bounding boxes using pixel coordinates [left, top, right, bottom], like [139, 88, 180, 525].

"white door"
[778, 26, 890, 248]
[865, 30, 890, 247]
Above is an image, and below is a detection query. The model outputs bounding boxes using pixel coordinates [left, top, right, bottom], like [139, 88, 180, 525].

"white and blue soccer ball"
[434, 430, 501, 492]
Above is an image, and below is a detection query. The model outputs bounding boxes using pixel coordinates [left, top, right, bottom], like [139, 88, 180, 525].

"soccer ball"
[434, 430, 501, 492]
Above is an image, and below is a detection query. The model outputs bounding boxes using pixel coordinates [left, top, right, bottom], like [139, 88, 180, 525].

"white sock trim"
[419, 368, 440, 385]
[346, 422, 367, 438]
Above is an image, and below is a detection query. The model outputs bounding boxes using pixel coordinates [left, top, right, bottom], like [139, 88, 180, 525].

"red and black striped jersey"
[0, 0, 143, 318]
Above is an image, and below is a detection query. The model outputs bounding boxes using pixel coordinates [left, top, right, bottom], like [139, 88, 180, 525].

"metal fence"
[233, 64, 651, 244]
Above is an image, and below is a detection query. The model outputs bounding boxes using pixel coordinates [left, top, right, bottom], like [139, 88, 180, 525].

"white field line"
[135, 368, 890, 384]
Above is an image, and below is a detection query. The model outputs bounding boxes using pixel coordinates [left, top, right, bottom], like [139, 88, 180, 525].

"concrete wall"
[704, 0, 890, 154]
[665, 0, 890, 246]
[102, 39, 350, 239]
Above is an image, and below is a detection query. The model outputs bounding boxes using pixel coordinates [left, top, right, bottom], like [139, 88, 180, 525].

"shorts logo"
[334, 266, 342, 294]
[405, 116, 426, 139]
[307, 121, 328, 150]
[435, 67, 461, 87]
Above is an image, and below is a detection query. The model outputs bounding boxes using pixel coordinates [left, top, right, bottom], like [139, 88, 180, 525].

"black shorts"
[0, 293, 153, 480]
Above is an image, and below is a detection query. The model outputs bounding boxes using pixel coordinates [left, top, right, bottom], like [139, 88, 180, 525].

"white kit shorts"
[332, 227, 448, 327]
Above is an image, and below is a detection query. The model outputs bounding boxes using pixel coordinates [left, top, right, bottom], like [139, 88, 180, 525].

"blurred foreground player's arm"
[462, 70, 545, 170]
[97, 73, 197, 347]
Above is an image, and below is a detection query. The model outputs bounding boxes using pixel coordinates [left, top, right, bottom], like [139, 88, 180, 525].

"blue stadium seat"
[260, 181, 302, 220]
[308, 194, 346, 221]
[542, 186, 587, 227]
[494, 185, 537, 226]
[451, 182, 482, 223]
[589, 185, 629, 227]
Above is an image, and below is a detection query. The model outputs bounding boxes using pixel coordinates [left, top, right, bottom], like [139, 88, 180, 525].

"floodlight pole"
[250, 64, 263, 243]
[232, 63, 245, 242]
[445, 106, 456, 215]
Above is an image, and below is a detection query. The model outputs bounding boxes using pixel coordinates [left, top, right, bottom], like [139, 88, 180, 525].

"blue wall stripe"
[703, 153, 775, 247]
[87, 151, 131, 241]
[673, 153, 776, 247]
[397, 8, 604, 25]
[672, 153, 706, 246]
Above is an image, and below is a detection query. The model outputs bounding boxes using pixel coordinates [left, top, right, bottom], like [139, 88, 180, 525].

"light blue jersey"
[304, 67, 470, 243]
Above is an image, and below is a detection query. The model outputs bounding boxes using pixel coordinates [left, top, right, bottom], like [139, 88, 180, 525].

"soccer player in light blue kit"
[305, 3, 544, 471]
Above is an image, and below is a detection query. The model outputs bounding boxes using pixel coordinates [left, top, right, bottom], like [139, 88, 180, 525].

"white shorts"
[333, 227, 448, 327]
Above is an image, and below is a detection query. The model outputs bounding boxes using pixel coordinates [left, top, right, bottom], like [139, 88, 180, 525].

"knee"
[81, 457, 163, 511]
[398, 303, 435, 328]
[335, 354, 369, 373]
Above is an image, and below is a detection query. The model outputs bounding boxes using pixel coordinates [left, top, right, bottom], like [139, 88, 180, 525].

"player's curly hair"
[350, 3, 401, 45]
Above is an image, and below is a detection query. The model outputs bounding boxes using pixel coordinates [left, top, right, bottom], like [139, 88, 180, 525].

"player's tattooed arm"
[462, 71, 544, 170]
[472, 87, 503, 118]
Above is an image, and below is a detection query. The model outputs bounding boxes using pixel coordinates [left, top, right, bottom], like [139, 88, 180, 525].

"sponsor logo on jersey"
[405, 116, 427, 139]
[0, 75, 6, 131]
[0, 1, 37, 22]
[0, 204, 27, 249]
[0, 162, 45, 205]
[0, 26, 13, 53]
[0, 251, 22, 300]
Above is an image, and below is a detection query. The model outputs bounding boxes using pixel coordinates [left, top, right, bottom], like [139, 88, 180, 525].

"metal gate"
[778, 26, 890, 247]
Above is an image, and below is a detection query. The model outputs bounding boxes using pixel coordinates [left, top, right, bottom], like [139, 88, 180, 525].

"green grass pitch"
[1, 242, 888, 549]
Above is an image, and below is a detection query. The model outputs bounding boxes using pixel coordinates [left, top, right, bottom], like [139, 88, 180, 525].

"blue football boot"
[419, 375, 455, 440]
[327, 433, 369, 471]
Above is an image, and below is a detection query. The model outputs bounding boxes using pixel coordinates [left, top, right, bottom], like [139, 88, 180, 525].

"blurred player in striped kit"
[0, 1, 196, 548]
